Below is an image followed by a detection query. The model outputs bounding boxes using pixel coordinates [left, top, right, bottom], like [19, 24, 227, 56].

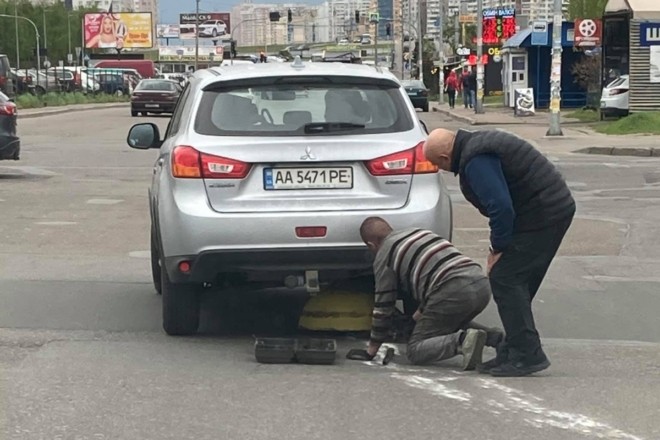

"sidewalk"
[18, 102, 130, 119]
[430, 101, 660, 157]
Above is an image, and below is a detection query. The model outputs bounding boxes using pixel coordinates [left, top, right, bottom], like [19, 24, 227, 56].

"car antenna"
[291, 56, 305, 69]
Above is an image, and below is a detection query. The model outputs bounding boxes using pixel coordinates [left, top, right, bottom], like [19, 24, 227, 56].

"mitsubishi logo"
[300, 146, 317, 161]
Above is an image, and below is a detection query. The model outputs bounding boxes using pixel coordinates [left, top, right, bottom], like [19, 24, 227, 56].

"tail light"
[75, 72, 81, 86]
[0, 76, 6, 87]
[609, 88, 628, 96]
[0, 102, 17, 116]
[365, 142, 438, 176]
[420, 89, 428, 96]
[171, 145, 251, 179]
[295, 226, 327, 238]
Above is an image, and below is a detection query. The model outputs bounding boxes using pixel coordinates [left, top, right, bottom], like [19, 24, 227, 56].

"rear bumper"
[409, 97, 428, 108]
[0, 136, 20, 160]
[164, 246, 373, 284]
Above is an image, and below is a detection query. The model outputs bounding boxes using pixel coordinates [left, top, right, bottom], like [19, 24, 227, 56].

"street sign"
[531, 21, 549, 46]
[369, 13, 379, 24]
[67, 53, 73, 64]
[574, 19, 602, 47]
[75, 47, 82, 58]
[640, 22, 660, 46]
[459, 15, 477, 23]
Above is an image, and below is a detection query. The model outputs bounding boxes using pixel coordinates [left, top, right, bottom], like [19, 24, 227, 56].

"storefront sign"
[514, 88, 535, 117]
[482, 8, 516, 45]
[574, 19, 602, 47]
[640, 23, 660, 46]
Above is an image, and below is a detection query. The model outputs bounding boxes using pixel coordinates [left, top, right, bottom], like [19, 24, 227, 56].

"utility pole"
[14, 0, 20, 69]
[546, 0, 564, 136]
[407, 0, 411, 80]
[417, 0, 423, 83]
[194, 0, 200, 71]
[437, 1, 444, 105]
[475, 0, 485, 114]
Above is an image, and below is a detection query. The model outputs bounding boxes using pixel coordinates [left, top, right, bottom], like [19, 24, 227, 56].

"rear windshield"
[137, 80, 176, 91]
[195, 81, 413, 136]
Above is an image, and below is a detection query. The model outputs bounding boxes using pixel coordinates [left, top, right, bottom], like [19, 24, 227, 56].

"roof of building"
[606, 0, 660, 18]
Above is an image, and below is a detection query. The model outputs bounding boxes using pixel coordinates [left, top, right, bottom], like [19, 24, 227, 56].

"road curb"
[431, 105, 477, 125]
[431, 105, 551, 126]
[575, 146, 658, 157]
[18, 103, 130, 120]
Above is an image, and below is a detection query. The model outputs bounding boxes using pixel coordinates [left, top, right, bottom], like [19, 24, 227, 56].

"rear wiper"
[304, 122, 365, 134]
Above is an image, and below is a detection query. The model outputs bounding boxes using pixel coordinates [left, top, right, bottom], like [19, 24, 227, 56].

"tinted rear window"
[194, 81, 414, 136]
[402, 80, 424, 89]
[137, 80, 176, 91]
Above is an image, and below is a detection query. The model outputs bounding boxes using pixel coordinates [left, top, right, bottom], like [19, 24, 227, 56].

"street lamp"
[0, 13, 41, 75]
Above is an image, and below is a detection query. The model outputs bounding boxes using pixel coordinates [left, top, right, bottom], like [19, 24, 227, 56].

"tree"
[571, 53, 602, 109]
[567, 0, 608, 20]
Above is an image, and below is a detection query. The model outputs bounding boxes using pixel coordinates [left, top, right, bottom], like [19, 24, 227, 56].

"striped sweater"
[370, 228, 484, 343]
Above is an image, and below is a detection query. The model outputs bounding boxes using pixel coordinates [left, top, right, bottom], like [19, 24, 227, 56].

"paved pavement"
[1, 108, 659, 439]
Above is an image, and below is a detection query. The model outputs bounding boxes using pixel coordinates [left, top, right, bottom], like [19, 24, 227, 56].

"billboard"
[482, 8, 516, 45]
[157, 24, 180, 39]
[84, 12, 153, 49]
[179, 13, 231, 33]
[159, 46, 224, 62]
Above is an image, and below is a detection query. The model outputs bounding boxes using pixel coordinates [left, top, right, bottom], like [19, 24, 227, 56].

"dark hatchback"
[401, 79, 429, 112]
[0, 91, 19, 160]
[130, 79, 182, 116]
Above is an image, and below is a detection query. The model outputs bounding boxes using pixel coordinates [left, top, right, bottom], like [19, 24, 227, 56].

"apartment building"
[231, 3, 321, 47]
[316, 0, 373, 42]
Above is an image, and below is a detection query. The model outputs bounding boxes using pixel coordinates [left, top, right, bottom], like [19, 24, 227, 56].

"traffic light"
[287, 9, 292, 23]
[355, 10, 360, 23]
[269, 11, 280, 22]
[230, 40, 237, 57]
[386, 22, 391, 37]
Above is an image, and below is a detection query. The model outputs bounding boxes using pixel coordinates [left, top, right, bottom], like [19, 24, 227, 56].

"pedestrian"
[467, 68, 477, 110]
[423, 129, 576, 377]
[460, 67, 471, 109]
[445, 70, 459, 109]
[354, 217, 504, 370]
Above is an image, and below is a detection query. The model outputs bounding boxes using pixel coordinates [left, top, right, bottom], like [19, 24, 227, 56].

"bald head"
[423, 129, 457, 172]
[360, 217, 393, 251]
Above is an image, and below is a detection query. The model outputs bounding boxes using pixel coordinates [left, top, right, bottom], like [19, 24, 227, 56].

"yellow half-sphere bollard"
[298, 291, 374, 332]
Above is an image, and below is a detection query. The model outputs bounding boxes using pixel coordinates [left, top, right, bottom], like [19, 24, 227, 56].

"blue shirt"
[464, 154, 516, 252]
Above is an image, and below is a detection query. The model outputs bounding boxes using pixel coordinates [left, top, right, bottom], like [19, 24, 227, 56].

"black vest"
[451, 129, 575, 232]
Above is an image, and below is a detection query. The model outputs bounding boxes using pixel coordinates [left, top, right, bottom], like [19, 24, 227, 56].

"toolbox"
[295, 338, 337, 365]
[254, 337, 337, 365]
[254, 337, 296, 364]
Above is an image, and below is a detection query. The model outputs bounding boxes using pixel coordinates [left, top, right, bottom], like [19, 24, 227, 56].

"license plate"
[407, 92, 417, 96]
[264, 167, 353, 190]
[145, 104, 160, 108]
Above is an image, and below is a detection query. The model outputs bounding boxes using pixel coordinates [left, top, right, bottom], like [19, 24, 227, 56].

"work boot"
[489, 349, 550, 377]
[458, 329, 487, 371]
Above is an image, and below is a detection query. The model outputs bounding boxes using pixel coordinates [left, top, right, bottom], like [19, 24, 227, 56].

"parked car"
[401, 79, 429, 112]
[92, 60, 156, 78]
[0, 91, 19, 160]
[198, 20, 227, 38]
[0, 55, 15, 97]
[9, 68, 34, 95]
[125, 61, 452, 335]
[130, 79, 182, 116]
[600, 75, 629, 119]
[93, 72, 130, 96]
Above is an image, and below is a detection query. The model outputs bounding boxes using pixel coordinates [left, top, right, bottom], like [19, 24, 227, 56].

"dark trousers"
[447, 89, 456, 108]
[407, 276, 491, 365]
[489, 216, 573, 362]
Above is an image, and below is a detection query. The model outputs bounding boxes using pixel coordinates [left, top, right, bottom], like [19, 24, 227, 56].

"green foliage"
[595, 112, 660, 135]
[0, 0, 97, 69]
[16, 92, 129, 109]
[568, 0, 608, 19]
[565, 108, 599, 122]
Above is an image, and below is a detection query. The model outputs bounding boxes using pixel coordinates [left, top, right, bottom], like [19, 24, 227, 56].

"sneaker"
[486, 329, 504, 348]
[477, 356, 500, 373]
[489, 354, 551, 377]
[460, 329, 487, 371]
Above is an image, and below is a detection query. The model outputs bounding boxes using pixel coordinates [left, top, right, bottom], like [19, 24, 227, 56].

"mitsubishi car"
[126, 59, 453, 335]
[198, 20, 227, 38]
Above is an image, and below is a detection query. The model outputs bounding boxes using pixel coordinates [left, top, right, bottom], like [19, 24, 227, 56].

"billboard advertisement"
[179, 13, 231, 34]
[84, 12, 153, 49]
[159, 46, 224, 62]
[157, 24, 181, 39]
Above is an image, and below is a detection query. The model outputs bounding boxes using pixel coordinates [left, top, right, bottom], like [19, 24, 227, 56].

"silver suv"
[127, 59, 453, 335]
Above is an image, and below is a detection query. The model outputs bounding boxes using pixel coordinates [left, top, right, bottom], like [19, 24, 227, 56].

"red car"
[130, 79, 182, 116]
[0, 91, 19, 160]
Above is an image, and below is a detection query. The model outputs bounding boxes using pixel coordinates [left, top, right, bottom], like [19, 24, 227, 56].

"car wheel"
[115, 89, 124, 97]
[151, 227, 162, 295]
[131, 109, 138, 117]
[141, 112, 148, 116]
[161, 266, 201, 335]
[35, 86, 46, 96]
[422, 103, 429, 112]
[212, 29, 218, 38]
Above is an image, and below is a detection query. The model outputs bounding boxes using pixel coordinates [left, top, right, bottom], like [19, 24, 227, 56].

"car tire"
[161, 266, 201, 336]
[35, 86, 46, 96]
[141, 112, 148, 116]
[131, 109, 138, 117]
[151, 227, 162, 295]
[212, 29, 218, 38]
[422, 103, 429, 112]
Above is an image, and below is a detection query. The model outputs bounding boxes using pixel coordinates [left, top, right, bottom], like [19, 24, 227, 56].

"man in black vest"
[423, 128, 575, 377]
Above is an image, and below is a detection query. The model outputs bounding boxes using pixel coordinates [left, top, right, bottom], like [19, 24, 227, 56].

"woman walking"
[445, 70, 459, 109]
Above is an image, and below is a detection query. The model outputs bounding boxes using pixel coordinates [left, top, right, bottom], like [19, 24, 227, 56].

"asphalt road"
[1, 107, 659, 440]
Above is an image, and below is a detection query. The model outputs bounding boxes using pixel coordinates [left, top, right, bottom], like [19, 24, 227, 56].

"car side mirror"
[127, 123, 162, 149]
[419, 120, 429, 135]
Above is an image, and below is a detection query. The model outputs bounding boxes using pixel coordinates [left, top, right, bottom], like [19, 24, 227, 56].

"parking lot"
[1, 107, 659, 439]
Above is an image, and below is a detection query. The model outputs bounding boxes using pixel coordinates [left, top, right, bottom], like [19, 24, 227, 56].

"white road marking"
[86, 199, 124, 205]
[128, 251, 150, 259]
[34, 221, 78, 226]
[582, 275, 660, 283]
[392, 374, 472, 402]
